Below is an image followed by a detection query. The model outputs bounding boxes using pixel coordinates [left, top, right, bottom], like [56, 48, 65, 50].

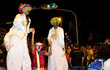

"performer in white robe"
[4, 3, 33, 70]
[47, 17, 68, 70]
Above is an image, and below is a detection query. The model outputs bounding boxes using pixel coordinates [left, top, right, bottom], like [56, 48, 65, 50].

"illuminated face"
[53, 22, 58, 29]
[35, 42, 43, 51]
[25, 11, 30, 15]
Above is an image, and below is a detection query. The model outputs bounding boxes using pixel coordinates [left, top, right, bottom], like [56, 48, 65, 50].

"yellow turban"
[50, 17, 61, 25]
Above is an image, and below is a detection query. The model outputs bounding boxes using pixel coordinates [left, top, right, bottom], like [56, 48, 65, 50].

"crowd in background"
[0, 36, 110, 70]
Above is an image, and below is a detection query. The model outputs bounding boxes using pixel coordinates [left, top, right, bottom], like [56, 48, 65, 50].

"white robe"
[47, 27, 68, 70]
[104, 59, 110, 70]
[4, 14, 31, 70]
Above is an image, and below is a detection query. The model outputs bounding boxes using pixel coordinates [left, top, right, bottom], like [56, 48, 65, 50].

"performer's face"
[25, 11, 30, 15]
[35, 43, 43, 51]
[53, 22, 58, 29]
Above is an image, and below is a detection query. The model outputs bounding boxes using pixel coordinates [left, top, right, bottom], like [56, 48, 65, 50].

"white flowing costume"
[4, 13, 31, 70]
[47, 26, 68, 70]
[104, 59, 110, 70]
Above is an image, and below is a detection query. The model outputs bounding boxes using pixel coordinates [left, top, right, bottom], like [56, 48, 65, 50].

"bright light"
[47, 4, 50, 8]
[56, 5, 58, 8]
[58, 17, 62, 22]
[51, 3, 56, 8]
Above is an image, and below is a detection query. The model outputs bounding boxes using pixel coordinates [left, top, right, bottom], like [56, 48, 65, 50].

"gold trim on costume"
[51, 29, 59, 41]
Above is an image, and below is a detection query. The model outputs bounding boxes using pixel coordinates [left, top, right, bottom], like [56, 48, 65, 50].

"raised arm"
[31, 28, 35, 53]
[31, 28, 35, 47]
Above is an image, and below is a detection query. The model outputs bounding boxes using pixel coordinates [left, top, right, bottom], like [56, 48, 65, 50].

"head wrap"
[19, 3, 32, 14]
[50, 17, 61, 25]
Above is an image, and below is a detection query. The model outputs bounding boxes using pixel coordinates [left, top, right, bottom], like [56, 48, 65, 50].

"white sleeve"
[60, 28, 65, 48]
[13, 14, 22, 26]
[47, 29, 52, 41]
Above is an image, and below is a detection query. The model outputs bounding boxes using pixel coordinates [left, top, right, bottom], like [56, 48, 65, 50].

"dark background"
[0, 0, 110, 45]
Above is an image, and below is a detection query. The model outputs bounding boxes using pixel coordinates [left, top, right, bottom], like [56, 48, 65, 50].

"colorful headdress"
[19, 3, 32, 14]
[50, 17, 61, 25]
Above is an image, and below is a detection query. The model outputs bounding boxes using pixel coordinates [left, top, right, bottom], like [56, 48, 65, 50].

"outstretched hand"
[30, 28, 35, 34]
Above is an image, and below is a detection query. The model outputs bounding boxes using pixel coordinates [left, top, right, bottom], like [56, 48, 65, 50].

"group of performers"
[3, 3, 68, 70]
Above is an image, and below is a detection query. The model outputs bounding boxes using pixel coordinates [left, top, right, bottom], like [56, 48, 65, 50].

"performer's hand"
[9, 43, 13, 47]
[4, 41, 13, 47]
[32, 28, 35, 34]
[28, 17, 31, 23]
[30, 28, 35, 34]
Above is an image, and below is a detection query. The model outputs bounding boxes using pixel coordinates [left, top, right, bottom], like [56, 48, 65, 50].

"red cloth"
[65, 53, 69, 63]
[32, 48, 46, 68]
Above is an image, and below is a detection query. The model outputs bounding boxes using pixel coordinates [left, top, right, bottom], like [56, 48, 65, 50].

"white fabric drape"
[4, 13, 31, 70]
